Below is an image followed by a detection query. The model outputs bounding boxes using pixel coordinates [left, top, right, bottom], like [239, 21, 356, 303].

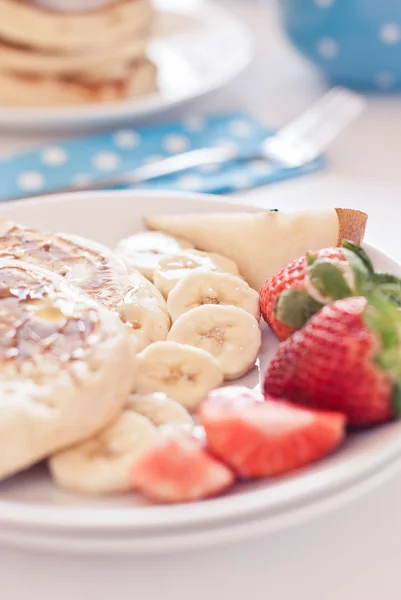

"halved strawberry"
[130, 428, 234, 503]
[259, 241, 374, 341]
[199, 386, 346, 478]
[264, 295, 401, 427]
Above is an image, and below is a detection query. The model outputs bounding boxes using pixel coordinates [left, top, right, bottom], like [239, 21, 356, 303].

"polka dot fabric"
[0, 113, 322, 201]
[280, 0, 401, 91]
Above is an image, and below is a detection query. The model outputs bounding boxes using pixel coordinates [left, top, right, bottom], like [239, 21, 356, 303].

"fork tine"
[278, 88, 344, 142]
[296, 90, 365, 152]
[262, 87, 366, 167]
[279, 87, 366, 144]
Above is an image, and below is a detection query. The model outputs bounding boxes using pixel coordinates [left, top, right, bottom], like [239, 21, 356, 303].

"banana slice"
[167, 304, 261, 380]
[49, 411, 159, 495]
[117, 269, 170, 352]
[128, 392, 194, 430]
[136, 341, 224, 411]
[118, 300, 170, 353]
[153, 250, 240, 298]
[125, 268, 168, 312]
[116, 231, 194, 281]
[167, 270, 260, 322]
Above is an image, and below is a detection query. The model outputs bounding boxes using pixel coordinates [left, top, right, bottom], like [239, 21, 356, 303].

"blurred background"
[0, 0, 401, 198]
[211, 0, 401, 184]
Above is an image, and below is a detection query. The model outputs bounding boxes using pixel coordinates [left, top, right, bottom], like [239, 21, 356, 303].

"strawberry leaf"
[306, 253, 317, 267]
[308, 260, 352, 300]
[372, 273, 401, 284]
[371, 273, 401, 307]
[341, 248, 371, 290]
[275, 289, 322, 328]
[341, 241, 374, 275]
[364, 293, 401, 382]
[393, 383, 401, 416]
[364, 293, 401, 347]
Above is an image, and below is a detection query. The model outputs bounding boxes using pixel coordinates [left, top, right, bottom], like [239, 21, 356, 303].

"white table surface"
[2, 2, 401, 599]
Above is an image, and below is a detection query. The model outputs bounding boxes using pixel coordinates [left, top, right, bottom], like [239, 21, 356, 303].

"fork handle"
[73, 146, 261, 192]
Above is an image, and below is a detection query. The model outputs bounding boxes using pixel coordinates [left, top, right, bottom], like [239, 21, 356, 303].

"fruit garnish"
[144, 208, 368, 291]
[260, 240, 401, 341]
[199, 386, 346, 478]
[274, 290, 322, 329]
[264, 296, 401, 427]
[363, 293, 401, 389]
[130, 427, 234, 503]
[260, 245, 348, 340]
[370, 272, 401, 307]
[340, 240, 374, 284]
[306, 257, 353, 299]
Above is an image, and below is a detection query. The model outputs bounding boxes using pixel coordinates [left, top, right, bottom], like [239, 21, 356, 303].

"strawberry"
[259, 241, 375, 341]
[130, 428, 234, 503]
[264, 296, 401, 427]
[199, 386, 345, 478]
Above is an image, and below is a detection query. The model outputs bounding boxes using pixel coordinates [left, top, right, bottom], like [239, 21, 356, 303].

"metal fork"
[52, 87, 367, 194]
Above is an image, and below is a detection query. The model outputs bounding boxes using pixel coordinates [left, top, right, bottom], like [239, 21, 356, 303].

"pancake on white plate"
[0, 221, 170, 350]
[0, 258, 136, 481]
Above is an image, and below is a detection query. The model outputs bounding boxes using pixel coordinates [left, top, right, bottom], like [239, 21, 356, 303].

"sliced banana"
[136, 341, 224, 411]
[125, 268, 168, 312]
[116, 269, 170, 352]
[116, 231, 194, 281]
[128, 392, 194, 430]
[167, 270, 260, 322]
[118, 299, 170, 353]
[167, 304, 261, 380]
[49, 411, 159, 495]
[153, 250, 240, 298]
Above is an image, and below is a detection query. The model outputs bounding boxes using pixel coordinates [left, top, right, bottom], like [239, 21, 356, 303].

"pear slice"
[144, 208, 367, 290]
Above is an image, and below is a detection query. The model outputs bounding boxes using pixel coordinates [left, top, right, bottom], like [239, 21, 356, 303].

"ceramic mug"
[278, 0, 401, 91]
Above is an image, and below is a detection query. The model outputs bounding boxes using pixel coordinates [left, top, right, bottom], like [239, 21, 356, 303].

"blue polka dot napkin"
[0, 112, 323, 201]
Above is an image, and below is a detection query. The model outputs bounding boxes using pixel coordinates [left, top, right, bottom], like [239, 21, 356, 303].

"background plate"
[0, 0, 254, 132]
[0, 190, 400, 553]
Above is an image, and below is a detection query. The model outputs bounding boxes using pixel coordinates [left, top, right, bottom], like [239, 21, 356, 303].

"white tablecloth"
[1, 2, 401, 599]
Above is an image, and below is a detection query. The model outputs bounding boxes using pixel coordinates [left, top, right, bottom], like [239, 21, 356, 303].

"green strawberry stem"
[364, 292, 401, 415]
[393, 384, 401, 415]
[306, 254, 317, 267]
[275, 241, 401, 329]
[341, 240, 374, 276]
[308, 260, 352, 299]
[340, 247, 372, 291]
[370, 273, 401, 307]
[275, 290, 322, 329]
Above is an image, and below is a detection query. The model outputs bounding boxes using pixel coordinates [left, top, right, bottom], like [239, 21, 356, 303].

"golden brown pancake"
[0, 0, 156, 106]
[0, 58, 157, 106]
[0, 32, 151, 78]
[0, 258, 136, 481]
[0, 0, 154, 51]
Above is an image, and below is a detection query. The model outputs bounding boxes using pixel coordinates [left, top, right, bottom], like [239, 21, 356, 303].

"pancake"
[0, 58, 157, 105]
[0, 0, 154, 52]
[0, 33, 151, 78]
[0, 221, 170, 354]
[0, 220, 162, 313]
[0, 258, 136, 481]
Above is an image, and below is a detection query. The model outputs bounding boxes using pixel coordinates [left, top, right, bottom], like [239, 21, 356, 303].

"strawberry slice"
[199, 386, 346, 478]
[130, 428, 234, 503]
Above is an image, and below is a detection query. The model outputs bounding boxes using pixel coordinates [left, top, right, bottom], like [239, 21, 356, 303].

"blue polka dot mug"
[278, 0, 401, 91]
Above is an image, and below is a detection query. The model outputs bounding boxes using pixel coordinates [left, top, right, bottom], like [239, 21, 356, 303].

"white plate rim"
[2, 443, 400, 555]
[0, 0, 254, 130]
[0, 190, 400, 538]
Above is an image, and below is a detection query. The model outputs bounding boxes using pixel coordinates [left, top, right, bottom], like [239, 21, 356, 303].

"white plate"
[0, 0, 254, 132]
[0, 189, 401, 554]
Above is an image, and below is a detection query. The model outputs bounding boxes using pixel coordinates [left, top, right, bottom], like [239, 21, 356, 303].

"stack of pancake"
[0, 0, 157, 106]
